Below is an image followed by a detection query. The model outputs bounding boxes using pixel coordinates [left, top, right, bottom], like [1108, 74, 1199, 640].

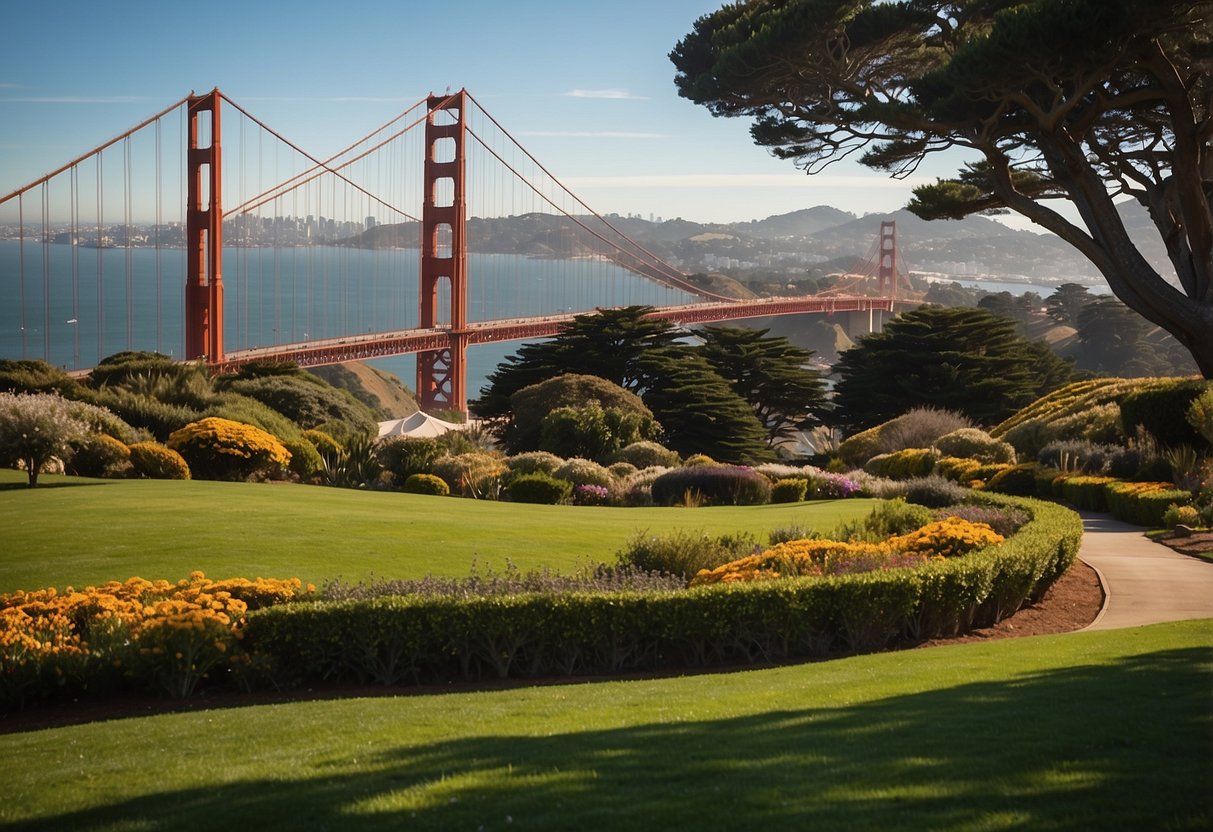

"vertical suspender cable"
[71, 166, 80, 368]
[96, 155, 104, 360]
[155, 117, 163, 354]
[41, 183, 50, 361]
[18, 195, 26, 358]
[124, 136, 133, 349]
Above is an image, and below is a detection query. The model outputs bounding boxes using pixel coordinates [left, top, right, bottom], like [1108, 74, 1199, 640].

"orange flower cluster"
[1, 572, 310, 701]
[887, 517, 1005, 560]
[691, 517, 1004, 586]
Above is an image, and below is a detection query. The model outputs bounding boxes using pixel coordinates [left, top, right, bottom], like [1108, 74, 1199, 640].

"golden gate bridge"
[0, 89, 915, 414]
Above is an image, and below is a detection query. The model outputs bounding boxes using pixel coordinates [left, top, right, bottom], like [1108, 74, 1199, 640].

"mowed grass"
[0, 469, 878, 592]
[0, 620, 1209, 831]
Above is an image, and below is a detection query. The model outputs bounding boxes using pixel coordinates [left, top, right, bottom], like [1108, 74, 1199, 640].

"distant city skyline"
[0, 0, 1030, 230]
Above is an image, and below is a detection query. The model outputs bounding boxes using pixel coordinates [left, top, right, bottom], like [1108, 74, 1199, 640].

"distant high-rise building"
[366, 216, 377, 230]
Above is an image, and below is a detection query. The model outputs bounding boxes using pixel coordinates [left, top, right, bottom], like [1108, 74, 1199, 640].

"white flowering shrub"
[0, 392, 90, 486]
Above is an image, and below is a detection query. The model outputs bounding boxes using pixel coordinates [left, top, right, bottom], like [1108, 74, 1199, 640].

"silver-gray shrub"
[876, 407, 973, 453]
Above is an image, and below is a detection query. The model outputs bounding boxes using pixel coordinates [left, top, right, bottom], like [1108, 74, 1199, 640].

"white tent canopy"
[377, 411, 464, 439]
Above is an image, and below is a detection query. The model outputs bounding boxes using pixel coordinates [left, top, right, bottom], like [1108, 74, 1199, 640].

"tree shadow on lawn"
[0, 479, 112, 492]
[5, 647, 1210, 831]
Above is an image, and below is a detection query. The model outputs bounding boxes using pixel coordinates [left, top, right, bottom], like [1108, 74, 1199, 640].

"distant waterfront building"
[366, 216, 377, 231]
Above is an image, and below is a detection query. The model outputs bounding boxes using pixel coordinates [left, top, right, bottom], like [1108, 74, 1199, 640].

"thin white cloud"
[2, 96, 151, 104]
[563, 173, 930, 189]
[240, 96, 415, 103]
[519, 130, 665, 139]
[563, 88, 648, 100]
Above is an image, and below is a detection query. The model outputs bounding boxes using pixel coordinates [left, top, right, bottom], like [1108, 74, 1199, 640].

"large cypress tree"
[471, 306, 774, 462]
[831, 306, 1074, 433]
[697, 325, 827, 446]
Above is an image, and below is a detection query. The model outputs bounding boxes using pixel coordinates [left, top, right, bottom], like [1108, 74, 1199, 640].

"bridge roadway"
[217, 294, 909, 371]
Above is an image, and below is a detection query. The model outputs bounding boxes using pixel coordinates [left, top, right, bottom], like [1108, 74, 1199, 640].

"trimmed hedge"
[243, 494, 1082, 685]
[1104, 481, 1191, 527]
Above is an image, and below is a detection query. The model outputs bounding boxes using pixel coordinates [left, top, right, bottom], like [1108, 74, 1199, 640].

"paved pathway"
[1078, 511, 1213, 630]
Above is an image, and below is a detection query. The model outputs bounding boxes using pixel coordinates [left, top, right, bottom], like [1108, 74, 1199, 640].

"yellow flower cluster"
[1, 572, 310, 696]
[691, 517, 1005, 586]
[887, 517, 1005, 560]
[691, 539, 905, 586]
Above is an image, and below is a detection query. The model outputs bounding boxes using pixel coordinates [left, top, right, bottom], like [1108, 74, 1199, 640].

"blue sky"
[0, 0, 953, 224]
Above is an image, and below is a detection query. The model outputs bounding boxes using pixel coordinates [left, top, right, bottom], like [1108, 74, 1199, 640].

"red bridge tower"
[417, 90, 469, 416]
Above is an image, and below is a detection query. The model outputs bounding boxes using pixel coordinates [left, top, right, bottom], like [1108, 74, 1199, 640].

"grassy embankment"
[0, 469, 877, 592]
[0, 619, 1208, 830]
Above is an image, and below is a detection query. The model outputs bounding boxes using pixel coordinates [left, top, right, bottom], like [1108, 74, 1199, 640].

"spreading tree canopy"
[672, 0, 1213, 375]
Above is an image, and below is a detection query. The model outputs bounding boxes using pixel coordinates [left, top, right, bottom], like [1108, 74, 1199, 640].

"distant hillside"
[306, 362, 418, 419]
[337, 203, 1184, 287]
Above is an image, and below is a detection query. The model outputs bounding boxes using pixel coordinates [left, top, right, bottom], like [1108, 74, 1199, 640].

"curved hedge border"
[244, 494, 1082, 687]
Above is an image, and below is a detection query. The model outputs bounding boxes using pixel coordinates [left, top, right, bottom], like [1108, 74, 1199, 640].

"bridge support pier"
[417, 90, 469, 417]
[844, 308, 891, 339]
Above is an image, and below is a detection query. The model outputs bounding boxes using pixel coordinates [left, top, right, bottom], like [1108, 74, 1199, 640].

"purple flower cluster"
[573, 483, 611, 506]
[809, 473, 861, 499]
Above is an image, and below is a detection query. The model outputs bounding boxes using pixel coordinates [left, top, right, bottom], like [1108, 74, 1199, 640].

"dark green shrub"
[984, 463, 1038, 496]
[507, 472, 572, 504]
[128, 442, 191, 479]
[1120, 380, 1210, 450]
[770, 478, 809, 503]
[651, 465, 772, 506]
[900, 476, 968, 508]
[616, 529, 758, 580]
[403, 473, 450, 496]
[66, 433, 132, 478]
[377, 436, 443, 482]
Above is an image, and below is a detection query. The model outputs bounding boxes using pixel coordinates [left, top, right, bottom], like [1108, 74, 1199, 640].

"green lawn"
[0, 469, 877, 592]
[0, 619, 1209, 831]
